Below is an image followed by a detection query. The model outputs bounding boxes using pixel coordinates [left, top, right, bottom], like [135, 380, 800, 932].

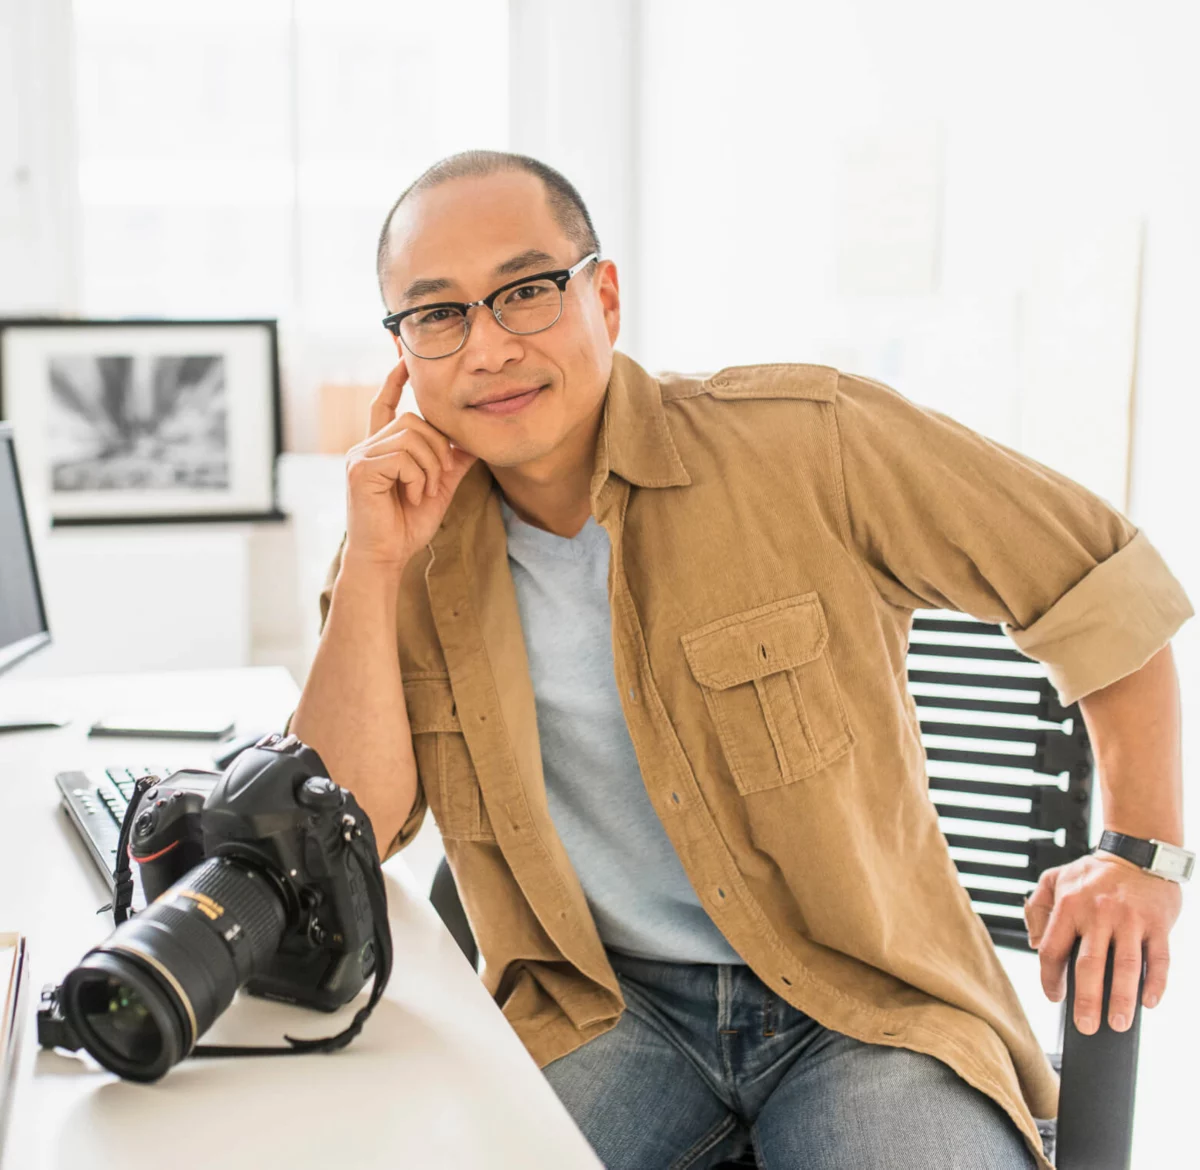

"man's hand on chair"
[1024, 852, 1181, 1034]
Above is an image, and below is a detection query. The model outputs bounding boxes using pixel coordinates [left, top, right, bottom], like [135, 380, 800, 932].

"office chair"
[908, 611, 1143, 1169]
[429, 612, 1145, 1169]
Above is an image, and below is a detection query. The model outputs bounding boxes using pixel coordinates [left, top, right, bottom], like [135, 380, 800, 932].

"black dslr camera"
[38, 733, 392, 1082]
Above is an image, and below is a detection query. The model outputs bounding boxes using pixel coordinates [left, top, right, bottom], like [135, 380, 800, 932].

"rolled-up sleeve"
[833, 372, 1194, 706]
[286, 533, 429, 857]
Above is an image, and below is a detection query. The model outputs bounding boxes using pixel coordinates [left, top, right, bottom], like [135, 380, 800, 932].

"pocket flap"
[682, 594, 828, 690]
[403, 676, 461, 733]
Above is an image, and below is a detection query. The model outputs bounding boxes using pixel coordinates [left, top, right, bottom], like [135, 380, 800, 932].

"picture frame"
[0, 318, 284, 526]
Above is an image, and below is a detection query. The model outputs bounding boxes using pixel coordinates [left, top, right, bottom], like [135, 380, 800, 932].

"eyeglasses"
[382, 252, 600, 360]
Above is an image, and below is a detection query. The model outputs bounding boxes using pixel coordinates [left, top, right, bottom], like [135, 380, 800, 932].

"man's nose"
[459, 303, 524, 371]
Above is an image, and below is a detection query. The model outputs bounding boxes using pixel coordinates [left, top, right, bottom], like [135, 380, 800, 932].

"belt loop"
[717, 964, 732, 1033]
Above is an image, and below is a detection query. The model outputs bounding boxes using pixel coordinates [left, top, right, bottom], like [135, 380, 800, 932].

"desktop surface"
[0, 667, 601, 1169]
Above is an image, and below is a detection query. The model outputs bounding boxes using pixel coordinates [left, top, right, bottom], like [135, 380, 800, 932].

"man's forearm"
[289, 559, 418, 853]
[1076, 643, 1184, 846]
[1027, 641, 1185, 1028]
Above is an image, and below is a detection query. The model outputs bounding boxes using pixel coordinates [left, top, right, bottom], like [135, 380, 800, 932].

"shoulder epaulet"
[702, 363, 838, 403]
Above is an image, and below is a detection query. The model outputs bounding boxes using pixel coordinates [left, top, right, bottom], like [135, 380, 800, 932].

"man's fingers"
[354, 447, 425, 506]
[1070, 927, 1114, 1035]
[389, 449, 426, 506]
[1024, 899, 1051, 949]
[1106, 930, 1145, 1032]
[1025, 854, 1181, 1030]
[1142, 932, 1170, 1010]
[1023, 868, 1058, 948]
[367, 359, 410, 439]
[363, 429, 444, 497]
[1035, 893, 1077, 1004]
[363, 411, 455, 472]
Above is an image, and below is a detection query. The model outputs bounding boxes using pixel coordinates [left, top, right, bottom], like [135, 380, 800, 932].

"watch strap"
[1097, 830, 1157, 868]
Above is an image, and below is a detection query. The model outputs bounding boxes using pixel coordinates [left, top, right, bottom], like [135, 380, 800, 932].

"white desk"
[0, 668, 602, 1170]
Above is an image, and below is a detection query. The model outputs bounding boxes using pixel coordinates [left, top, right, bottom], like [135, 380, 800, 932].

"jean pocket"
[682, 592, 855, 796]
[403, 675, 496, 842]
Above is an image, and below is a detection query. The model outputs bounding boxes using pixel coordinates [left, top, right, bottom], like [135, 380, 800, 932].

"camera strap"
[108, 782, 395, 1060]
[108, 774, 157, 926]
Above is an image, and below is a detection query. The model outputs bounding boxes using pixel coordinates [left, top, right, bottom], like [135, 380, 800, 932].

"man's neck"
[498, 484, 593, 539]
[492, 446, 594, 537]
[490, 400, 604, 539]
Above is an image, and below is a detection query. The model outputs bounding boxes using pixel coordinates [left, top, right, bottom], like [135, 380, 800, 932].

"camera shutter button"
[134, 810, 156, 837]
[297, 776, 343, 810]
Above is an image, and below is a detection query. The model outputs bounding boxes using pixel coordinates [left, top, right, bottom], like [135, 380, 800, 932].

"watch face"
[1151, 841, 1195, 882]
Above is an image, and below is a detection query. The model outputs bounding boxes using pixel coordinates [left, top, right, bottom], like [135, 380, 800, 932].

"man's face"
[380, 171, 620, 470]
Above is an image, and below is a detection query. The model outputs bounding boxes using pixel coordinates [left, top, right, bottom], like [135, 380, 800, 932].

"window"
[73, 0, 509, 436]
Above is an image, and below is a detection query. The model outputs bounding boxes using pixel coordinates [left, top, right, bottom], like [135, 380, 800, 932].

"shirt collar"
[435, 349, 691, 540]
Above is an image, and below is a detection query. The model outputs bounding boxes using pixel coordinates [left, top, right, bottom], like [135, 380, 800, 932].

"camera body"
[129, 733, 378, 1011]
[38, 731, 390, 1082]
[127, 768, 218, 883]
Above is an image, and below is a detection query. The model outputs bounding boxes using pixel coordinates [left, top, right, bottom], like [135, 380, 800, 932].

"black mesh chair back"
[910, 611, 1094, 949]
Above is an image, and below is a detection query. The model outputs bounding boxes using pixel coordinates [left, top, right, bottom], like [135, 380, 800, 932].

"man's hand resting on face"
[343, 355, 478, 573]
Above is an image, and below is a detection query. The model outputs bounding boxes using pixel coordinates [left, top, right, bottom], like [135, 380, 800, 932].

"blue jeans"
[542, 948, 1039, 1170]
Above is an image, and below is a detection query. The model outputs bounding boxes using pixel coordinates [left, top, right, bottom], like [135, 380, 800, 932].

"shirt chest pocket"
[403, 675, 496, 842]
[681, 592, 855, 796]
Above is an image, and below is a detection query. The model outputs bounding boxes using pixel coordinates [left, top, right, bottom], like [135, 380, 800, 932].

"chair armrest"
[1056, 936, 1144, 1169]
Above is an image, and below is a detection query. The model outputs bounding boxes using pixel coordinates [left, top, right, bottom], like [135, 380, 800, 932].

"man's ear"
[597, 259, 620, 345]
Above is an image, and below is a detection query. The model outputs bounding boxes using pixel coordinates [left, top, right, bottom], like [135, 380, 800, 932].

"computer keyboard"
[55, 732, 274, 893]
[56, 764, 184, 891]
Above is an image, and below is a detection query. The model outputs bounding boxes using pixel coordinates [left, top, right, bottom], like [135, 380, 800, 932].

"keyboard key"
[97, 789, 124, 825]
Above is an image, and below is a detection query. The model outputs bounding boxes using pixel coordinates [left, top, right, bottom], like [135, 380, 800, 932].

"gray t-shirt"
[501, 495, 744, 964]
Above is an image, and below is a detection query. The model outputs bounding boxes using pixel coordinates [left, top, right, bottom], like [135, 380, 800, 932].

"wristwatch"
[1095, 830, 1195, 883]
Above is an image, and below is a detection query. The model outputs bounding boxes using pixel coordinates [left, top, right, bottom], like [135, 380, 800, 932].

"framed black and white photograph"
[0, 319, 283, 526]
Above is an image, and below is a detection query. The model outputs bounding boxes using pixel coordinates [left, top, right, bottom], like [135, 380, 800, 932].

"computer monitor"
[0, 422, 65, 731]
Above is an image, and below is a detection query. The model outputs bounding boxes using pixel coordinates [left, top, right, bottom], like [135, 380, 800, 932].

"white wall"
[508, 1, 643, 354]
[0, 0, 77, 315]
[633, 0, 1198, 584]
[627, 3, 1199, 1158]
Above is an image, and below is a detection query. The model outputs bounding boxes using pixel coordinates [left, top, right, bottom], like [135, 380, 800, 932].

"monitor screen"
[0, 424, 50, 675]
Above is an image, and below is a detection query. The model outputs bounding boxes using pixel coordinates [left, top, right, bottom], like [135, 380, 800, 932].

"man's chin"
[472, 435, 560, 472]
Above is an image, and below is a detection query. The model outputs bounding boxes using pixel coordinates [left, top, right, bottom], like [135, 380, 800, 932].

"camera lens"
[63, 857, 286, 1081]
[78, 976, 161, 1064]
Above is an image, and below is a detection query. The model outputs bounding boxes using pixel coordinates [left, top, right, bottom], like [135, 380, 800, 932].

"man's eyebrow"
[399, 249, 560, 306]
[493, 248, 558, 277]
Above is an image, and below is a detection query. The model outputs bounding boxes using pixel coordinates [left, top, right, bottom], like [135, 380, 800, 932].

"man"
[289, 150, 1193, 1169]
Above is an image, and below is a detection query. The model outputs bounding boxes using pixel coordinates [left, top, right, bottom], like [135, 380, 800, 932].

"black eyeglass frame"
[381, 251, 600, 358]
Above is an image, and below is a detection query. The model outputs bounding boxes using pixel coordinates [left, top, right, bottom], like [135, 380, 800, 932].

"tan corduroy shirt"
[313, 351, 1193, 1168]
